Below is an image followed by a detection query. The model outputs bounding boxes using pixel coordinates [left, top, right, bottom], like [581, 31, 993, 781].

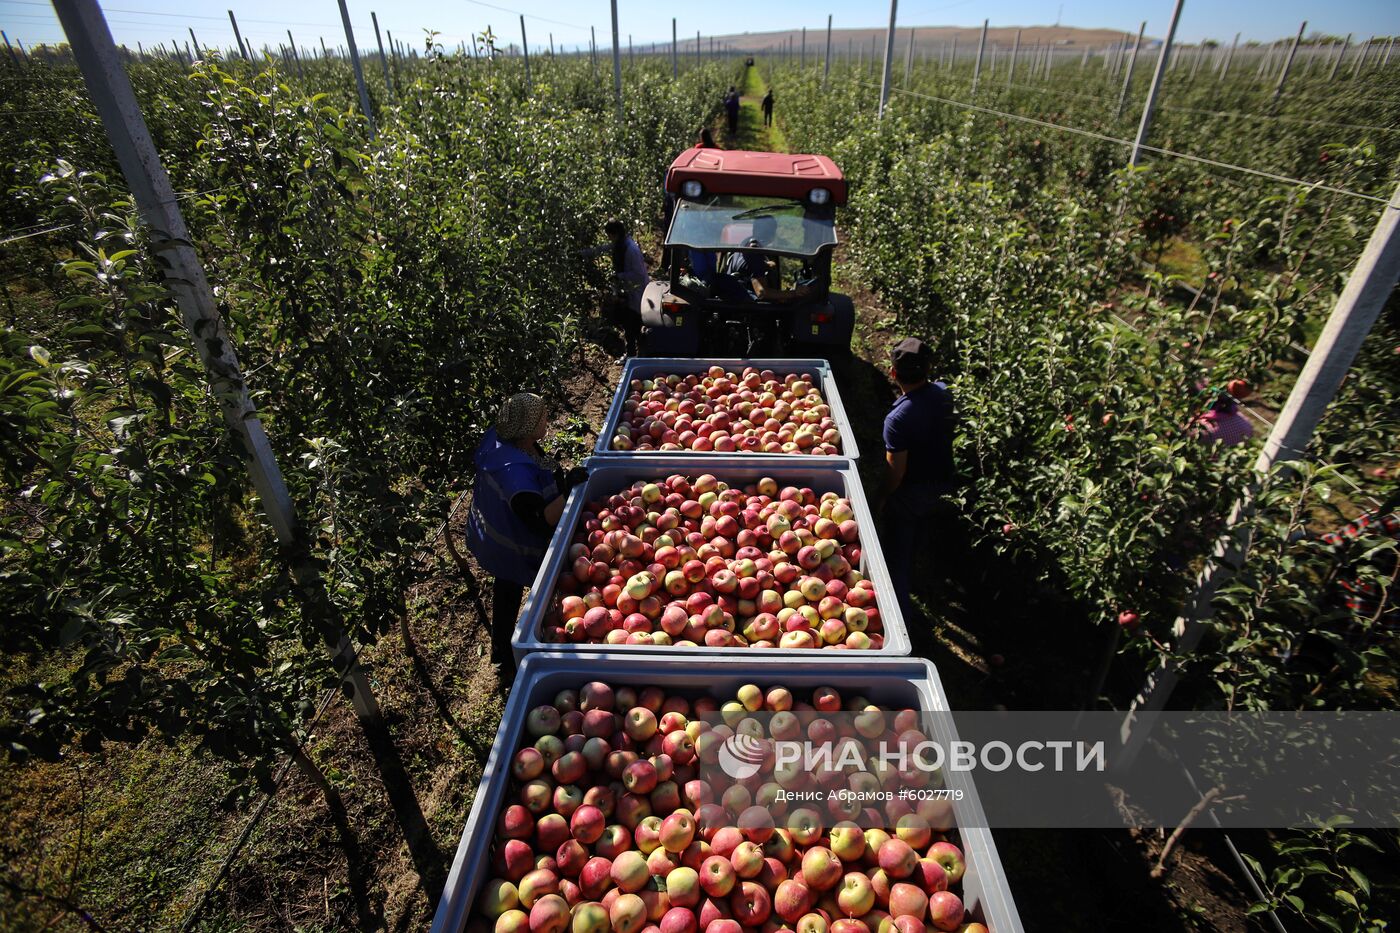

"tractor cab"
[641, 147, 855, 358]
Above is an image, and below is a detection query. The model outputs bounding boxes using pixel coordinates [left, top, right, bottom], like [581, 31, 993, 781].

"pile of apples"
[541, 473, 884, 650]
[475, 682, 987, 933]
[609, 367, 844, 456]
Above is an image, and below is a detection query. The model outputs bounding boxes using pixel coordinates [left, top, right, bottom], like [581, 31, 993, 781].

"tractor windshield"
[666, 195, 836, 257]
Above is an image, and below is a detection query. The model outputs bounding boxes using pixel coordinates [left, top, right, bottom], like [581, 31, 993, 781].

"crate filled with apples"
[595, 359, 860, 463]
[512, 460, 909, 658]
[431, 654, 1018, 933]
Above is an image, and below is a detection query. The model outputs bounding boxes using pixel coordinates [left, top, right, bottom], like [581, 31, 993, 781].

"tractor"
[640, 147, 855, 359]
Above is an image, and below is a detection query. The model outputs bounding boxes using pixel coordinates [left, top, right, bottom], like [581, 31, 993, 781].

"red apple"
[800, 848, 843, 892]
[927, 891, 964, 931]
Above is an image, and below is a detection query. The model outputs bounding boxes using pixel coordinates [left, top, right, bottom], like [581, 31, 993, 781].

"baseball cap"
[890, 337, 930, 364]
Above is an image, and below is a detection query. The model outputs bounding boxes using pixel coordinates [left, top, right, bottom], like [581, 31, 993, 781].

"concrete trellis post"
[671, 18, 677, 78]
[824, 15, 832, 83]
[521, 16, 531, 91]
[1328, 34, 1351, 81]
[878, 0, 898, 119]
[609, 0, 621, 118]
[228, 9, 249, 62]
[1272, 21, 1306, 101]
[971, 19, 987, 95]
[371, 13, 392, 100]
[337, 0, 376, 139]
[1129, 0, 1184, 168]
[1220, 32, 1239, 78]
[1116, 22, 1145, 118]
[1008, 29, 1020, 86]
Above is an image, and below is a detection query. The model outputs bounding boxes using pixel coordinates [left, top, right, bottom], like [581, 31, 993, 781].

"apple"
[731, 881, 773, 926]
[837, 873, 876, 917]
[774, 879, 813, 923]
[529, 705, 563, 736]
[800, 848, 843, 892]
[482, 879, 521, 917]
[1117, 610, 1140, 631]
[925, 843, 965, 885]
[579, 857, 613, 899]
[730, 841, 766, 879]
[666, 866, 701, 908]
[927, 891, 964, 931]
[831, 920, 869, 933]
[596, 824, 632, 859]
[610, 893, 649, 933]
[660, 811, 697, 853]
[913, 859, 948, 893]
[611, 850, 651, 893]
[828, 823, 866, 864]
[876, 840, 917, 879]
[885, 884, 927, 920]
[699, 855, 737, 897]
[572, 901, 610, 933]
[624, 760, 659, 795]
[660, 907, 697, 933]
[786, 809, 824, 847]
[519, 868, 560, 908]
[796, 913, 829, 933]
[497, 909, 531, 933]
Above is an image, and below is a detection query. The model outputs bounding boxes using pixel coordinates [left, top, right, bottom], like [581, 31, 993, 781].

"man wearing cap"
[468, 393, 587, 675]
[879, 338, 957, 622]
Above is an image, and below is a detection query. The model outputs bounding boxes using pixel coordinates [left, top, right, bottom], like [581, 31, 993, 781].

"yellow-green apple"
[786, 809, 824, 847]
[796, 912, 829, 933]
[894, 816, 931, 850]
[481, 879, 520, 917]
[730, 841, 765, 878]
[537, 813, 571, 852]
[497, 909, 531, 933]
[828, 822, 866, 864]
[831, 920, 870, 933]
[610, 850, 650, 893]
[836, 873, 876, 917]
[521, 781, 553, 815]
[571, 901, 610, 933]
[528, 705, 563, 736]
[666, 866, 701, 908]
[635, 816, 663, 854]
[800, 847, 843, 891]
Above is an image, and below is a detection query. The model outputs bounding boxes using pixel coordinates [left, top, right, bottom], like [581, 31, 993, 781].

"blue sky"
[1, 1, 1396, 52]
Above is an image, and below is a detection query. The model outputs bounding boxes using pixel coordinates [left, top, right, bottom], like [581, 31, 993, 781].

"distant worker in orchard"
[878, 338, 957, 622]
[584, 219, 649, 358]
[724, 85, 740, 136]
[467, 394, 587, 675]
[1194, 385, 1254, 448]
[761, 87, 774, 127]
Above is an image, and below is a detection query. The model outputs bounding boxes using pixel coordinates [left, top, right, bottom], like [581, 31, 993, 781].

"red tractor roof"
[665, 148, 848, 206]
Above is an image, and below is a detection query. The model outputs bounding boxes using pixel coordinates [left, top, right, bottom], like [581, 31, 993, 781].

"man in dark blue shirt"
[879, 337, 957, 623]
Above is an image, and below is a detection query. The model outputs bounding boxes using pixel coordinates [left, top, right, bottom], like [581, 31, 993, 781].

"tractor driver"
[721, 215, 813, 305]
[467, 393, 587, 677]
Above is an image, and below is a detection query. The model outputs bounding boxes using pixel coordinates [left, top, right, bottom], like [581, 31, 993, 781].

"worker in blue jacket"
[467, 393, 586, 676]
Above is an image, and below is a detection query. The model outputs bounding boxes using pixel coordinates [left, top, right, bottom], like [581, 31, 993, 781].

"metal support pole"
[590, 26, 596, 73]
[228, 9, 249, 62]
[1120, 180, 1400, 767]
[878, 0, 898, 118]
[1220, 32, 1239, 78]
[1129, 0, 1183, 168]
[321, 36, 330, 59]
[1329, 34, 1351, 81]
[971, 19, 987, 95]
[1008, 29, 1020, 85]
[521, 16, 531, 90]
[1, 31, 20, 68]
[696, 31, 700, 67]
[801, 27, 806, 68]
[370, 16, 392, 99]
[824, 16, 832, 82]
[337, 0, 376, 138]
[904, 27, 915, 85]
[1351, 37, 1370, 78]
[287, 30, 304, 78]
[1272, 20, 1305, 101]
[1116, 22, 1145, 118]
[188, 27, 201, 58]
[610, 0, 622, 119]
[671, 18, 677, 78]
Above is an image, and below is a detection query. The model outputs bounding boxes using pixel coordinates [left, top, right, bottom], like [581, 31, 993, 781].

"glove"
[562, 466, 589, 492]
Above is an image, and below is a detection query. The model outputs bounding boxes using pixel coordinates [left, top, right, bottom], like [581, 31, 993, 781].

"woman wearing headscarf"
[467, 393, 586, 674]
